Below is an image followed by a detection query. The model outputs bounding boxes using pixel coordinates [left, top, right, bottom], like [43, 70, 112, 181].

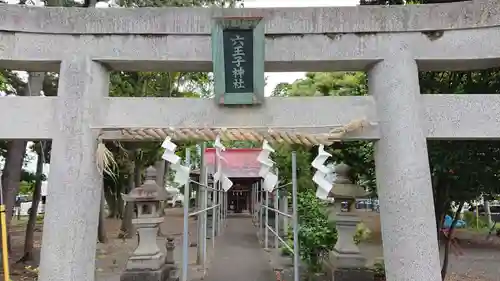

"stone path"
[198, 214, 276, 281]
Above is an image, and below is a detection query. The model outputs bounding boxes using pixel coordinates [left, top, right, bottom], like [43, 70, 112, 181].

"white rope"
[112, 118, 370, 146]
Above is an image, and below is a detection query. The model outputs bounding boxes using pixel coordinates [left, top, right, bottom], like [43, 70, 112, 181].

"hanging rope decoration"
[95, 119, 370, 177]
[118, 118, 370, 146]
[96, 139, 121, 179]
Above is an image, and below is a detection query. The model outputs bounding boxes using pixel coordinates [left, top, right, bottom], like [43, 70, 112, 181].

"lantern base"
[332, 268, 374, 281]
[120, 263, 178, 281]
[328, 249, 367, 269]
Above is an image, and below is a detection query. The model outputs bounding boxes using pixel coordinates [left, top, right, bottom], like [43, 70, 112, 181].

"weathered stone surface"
[1, 1, 499, 34]
[333, 268, 374, 281]
[37, 57, 109, 281]
[328, 250, 367, 269]
[120, 264, 176, 281]
[369, 54, 441, 281]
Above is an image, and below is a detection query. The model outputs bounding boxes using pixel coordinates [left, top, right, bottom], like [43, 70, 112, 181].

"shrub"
[353, 222, 371, 245]
[462, 211, 489, 229]
[372, 259, 386, 278]
[286, 189, 338, 272]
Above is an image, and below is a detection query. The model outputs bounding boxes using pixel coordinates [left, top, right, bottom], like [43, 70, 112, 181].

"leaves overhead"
[274, 67, 500, 215]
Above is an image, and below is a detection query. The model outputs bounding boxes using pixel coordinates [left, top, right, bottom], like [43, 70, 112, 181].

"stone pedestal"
[333, 268, 374, 281]
[329, 213, 366, 269]
[120, 264, 176, 281]
[279, 194, 289, 236]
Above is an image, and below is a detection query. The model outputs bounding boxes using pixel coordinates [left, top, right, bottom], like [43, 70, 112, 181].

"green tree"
[275, 67, 500, 280]
[267, 144, 338, 273]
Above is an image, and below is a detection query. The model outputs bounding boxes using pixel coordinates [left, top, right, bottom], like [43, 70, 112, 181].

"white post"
[202, 162, 208, 268]
[274, 189, 279, 249]
[264, 189, 269, 249]
[369, 53, 441, 281]
[283, 193, 289, 235]
[258, 182, 262, 238]
[211, 188, 216, 248]
[291, 152, 300, 281]
[197, 144, 206, 265]
[181, 149, 191, 281]
[252, 183, 257, 221]
[215, 147, 221, 236]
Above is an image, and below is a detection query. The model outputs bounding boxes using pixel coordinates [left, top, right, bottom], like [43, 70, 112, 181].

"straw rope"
[95, 118, 370, 177]
[116, 118, 370, 146]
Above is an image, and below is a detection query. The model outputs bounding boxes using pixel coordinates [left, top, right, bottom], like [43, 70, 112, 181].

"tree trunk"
[441, 201, 464, 280]
[1, 139, 27, 254]
[0, 72, 44, 252]
[119, 171, 135, 239]
[104, 188, 117, 218]
[433, 180, 450, 241]
[134, 160, 142, 187]
[116, 192, 124, 219]
[119, 158, 136, 239]
[155, 160, 166, 216]
[97, 188, 108, 243]
[432, 175, 441, 236]
[1, 140, 27, 241]
[484, 200, 493, 227]
[18, 146, 44, 262]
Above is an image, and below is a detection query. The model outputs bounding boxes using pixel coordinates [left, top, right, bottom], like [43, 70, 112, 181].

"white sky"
[4, 0, 358, 174]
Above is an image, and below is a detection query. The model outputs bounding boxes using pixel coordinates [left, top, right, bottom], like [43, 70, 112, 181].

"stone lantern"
[325, 163, 372, 281]
[120, 166, 173, 281]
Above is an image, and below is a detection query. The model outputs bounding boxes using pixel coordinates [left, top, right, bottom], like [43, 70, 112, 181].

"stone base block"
[120, 263, 177, 281]
[328, 250, 366, 268]
[333, 268, 374, 281]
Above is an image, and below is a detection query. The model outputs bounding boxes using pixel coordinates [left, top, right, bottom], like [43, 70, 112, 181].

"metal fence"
[181, 145, 227, 281]
[253, 151, 300, 281]
[181, 148, 300, 281]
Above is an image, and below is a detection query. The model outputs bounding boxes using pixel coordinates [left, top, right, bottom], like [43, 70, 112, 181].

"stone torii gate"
[1, 1, 500, 281]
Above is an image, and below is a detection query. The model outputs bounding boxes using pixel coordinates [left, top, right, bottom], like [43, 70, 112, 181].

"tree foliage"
[276, 68, 500, 205]
[289, 189, 337, 272]
[274, 67, 500, 281]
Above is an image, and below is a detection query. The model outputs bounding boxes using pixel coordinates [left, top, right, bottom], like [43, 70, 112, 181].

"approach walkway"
[201, 213, 276, 281]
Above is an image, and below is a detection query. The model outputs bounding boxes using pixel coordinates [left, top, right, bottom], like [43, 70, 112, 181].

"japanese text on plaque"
[230, 34, 246, 89]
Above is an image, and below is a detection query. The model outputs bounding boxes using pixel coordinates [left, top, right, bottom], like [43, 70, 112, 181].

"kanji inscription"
[223, 29, 254, 93]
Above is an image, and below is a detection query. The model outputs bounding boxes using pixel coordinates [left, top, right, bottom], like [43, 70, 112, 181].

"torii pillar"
[369, 52, 441, 281]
